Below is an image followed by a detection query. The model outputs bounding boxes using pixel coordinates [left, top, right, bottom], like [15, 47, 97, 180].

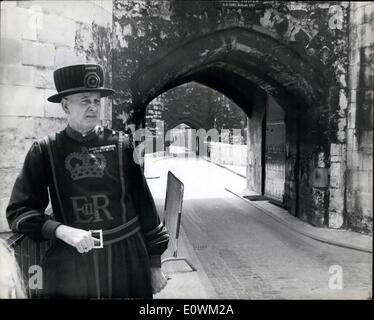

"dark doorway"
[264, 95, 286, 203]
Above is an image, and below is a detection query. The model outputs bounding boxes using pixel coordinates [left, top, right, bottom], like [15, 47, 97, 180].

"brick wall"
[0, 1, 113, 231]
[345, 2, 373, 234]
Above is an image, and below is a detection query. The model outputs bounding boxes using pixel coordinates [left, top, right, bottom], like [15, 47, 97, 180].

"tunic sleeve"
[6, 141, 61, 242]
[127, 142, 169, 268]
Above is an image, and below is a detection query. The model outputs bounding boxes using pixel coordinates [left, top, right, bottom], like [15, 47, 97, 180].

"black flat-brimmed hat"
[47, 64, 115, 103]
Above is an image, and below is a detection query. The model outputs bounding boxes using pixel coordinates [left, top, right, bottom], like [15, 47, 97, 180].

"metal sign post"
[161, 171, 196, 271]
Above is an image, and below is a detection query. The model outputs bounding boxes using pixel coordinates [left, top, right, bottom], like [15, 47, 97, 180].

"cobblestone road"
[145, 155, 372, 299]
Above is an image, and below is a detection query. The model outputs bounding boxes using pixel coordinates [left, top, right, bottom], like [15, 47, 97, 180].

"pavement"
[154, 226, 218, 299]
[203, 156, 372, 253]
[204, 157, 247, 178]
[225, 188, 373, 254]
[145, 154, 372, 299]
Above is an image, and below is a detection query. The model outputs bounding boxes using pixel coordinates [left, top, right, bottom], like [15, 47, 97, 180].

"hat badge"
[84, 72, 100, 88]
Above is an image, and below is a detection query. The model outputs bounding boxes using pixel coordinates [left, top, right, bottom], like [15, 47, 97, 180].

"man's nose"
[88, 102, 98, 111]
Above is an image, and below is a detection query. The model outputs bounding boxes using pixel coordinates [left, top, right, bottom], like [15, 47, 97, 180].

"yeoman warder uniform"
[6, 64, 169, 298]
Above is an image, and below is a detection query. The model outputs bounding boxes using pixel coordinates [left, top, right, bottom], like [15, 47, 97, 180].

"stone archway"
[166, 117, 205, 133]
[131, 27, 326, 113]
[130, 26, 332, 226]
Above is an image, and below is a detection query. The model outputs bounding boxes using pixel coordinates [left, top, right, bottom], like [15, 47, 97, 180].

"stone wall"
[209, 142, 247, 167]
[247, 89, 267, 195]
[345, 2, 373, 234]
[0, 1, 113, 231]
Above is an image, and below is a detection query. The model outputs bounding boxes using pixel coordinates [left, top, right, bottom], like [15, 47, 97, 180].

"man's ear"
[61, 98, 69, 114]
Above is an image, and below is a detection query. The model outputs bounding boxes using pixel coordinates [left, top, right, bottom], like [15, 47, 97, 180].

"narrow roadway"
[145, 155, 372, 299]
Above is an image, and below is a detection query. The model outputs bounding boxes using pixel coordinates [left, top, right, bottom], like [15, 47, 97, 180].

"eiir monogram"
[70, 194, 113, 223]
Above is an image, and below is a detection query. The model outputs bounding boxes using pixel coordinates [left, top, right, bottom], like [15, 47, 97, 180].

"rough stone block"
[337, 125, 346, 143]
[338, 117, 347, 131]
[329, 174, 340, 189]
[362, 154, 373, 171]
[357, 23, 374, 48]
[346, 189, 356, 213]
[347, 171, 358, 192]
[17, 1, 75, 16]
[54, 45, 86, 69]
[361, 46, 374, 66]
[357, 192, 373, 217]
[330, 154, 341, 163]
[368, 4, 374, 23]
[312, 168, 328, 188]
[352, 2, 372, 10]
[0, 140, 23, 166]
[0, 136, 31, 169]
[329, 162, 343, 188]
[0, 169, 18, 197]
[22, 40, 55, 67]
[35, 116, 68, 136]
[329, 188, 345, 214]
[347, 113, 355, 132]
[347, 150, 361, 169]
[61, 1, 112, 27]
[360, 131, 373, 149]
[0, 116, 67, 168]
[348, 46, 360, 66]
[349, 25, 360, 50]
[91, 0, 113, 14]
[339, 89, 348, 111]
[330, 143, 342, 156]
[0, 5, 37, 41]
[354, 4, 373, 25]
[37, 13, 76, 47]
[361, 66, 373, 90]
[0, 65, 54, 89]
[34, 68, 55, 89]
[316, 152, 326, 168]
[357, 171, 372, 192]
[0, 85, 44, 117]
[368, 172, 373, 192]
[357, 90, 373, 115]
[329, 210, 344, 229]
[0, 197, 11, 232]
[348, 66, 359, 90]
[346, 128, 358, 151]
[0, 38, 23, 65]
[349, 89, 357, 104]
[0, 65, 36, 87]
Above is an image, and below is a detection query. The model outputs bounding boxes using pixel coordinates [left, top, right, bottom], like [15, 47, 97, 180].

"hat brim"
[47, 87, 116, 103]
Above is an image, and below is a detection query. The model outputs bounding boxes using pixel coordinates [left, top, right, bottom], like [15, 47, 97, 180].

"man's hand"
[55, 225, 98, 253]
[150, 267, 167, 294]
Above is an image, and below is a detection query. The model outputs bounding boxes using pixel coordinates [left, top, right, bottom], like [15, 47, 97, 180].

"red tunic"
[6, 125, 169, 298]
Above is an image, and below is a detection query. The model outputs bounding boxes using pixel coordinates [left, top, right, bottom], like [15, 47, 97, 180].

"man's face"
[62, 92, 101, 131]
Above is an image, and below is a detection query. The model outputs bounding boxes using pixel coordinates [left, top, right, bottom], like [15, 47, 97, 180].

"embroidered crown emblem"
[65, 147, 106, 180]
